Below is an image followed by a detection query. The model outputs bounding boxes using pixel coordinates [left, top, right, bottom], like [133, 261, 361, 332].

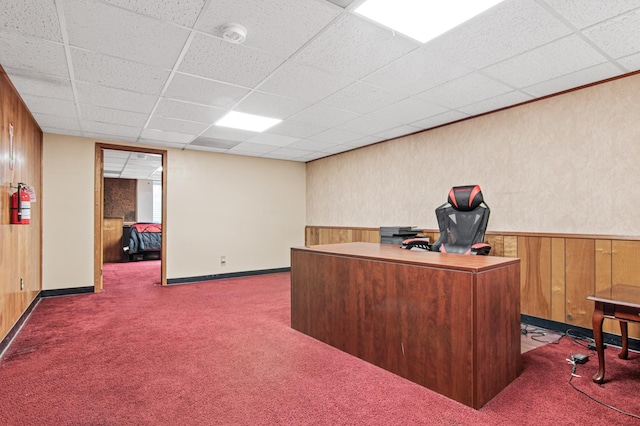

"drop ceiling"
[1, 0, 640, 162]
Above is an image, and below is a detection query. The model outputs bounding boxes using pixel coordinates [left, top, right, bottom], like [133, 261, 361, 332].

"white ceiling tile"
[343, 135, 384, 148]
[522, 62, 624, 98]
[3, 68, 74, 101]
[21, 95, 77, 117]
[190, 137, 240, 149]
[429, 0, 571, 70]
[83, 132, 138, 143]
[137, 139, 187, 149]
[375, 125, 421, 140]
[235, 91, 311, 119]
[259, 62, 354, 103]
[33, 113, 81, 131]
[0, 30, 69, 78]
[140, 128, 194, 143]
[336, 115, 400, 135]
[164, 73, 250, 108]
[459, 91, 534, 116]
[61, 0, 190, 68]
[364, 48, 469, 94]
[318, 144, 353, 155]
[196, 0, 340, 58]
[178, 33, 285, 88]
[289, 104, 360, 128]
[71, 48, 170, 95]
[417, 73, 513, 109]
[618, 51, 640, 71]
[82, 121, 141, 138]
[297, 151, 333, 162]
[583, 8, 640, 59]
[483, 35, 609, 88]
[201, 125, 256, 142]
[248, 133, 300, 147]
[41, 127, 83, 137]
[545, 0, 640, 28]
[75, 82, 158, 114]
[146, 116, 209, 135]
[80, 104, 149, 127]
[308, 128, 363, 144]
[103, 0, 207, 27]
[411, 111, 470, 130]
[295, 14, 419, 79]
[369, 97, 448, 124]
[320, 82, 408, 114]
[264, 121, 324, 139]
[186, 144, 229, 153]
[264, 147, 312, 159]
[155, 98, 226, 124]
[228, 142, 279, 154]
[0, 0, 62, 42]
[287, 139, 336, 151]
[262, 152, 307, 161]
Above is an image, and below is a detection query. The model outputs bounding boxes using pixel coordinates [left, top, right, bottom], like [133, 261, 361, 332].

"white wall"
[307, 73, 640, 237]
[42, 135, 306, 289]
[136, 179, 154, 222]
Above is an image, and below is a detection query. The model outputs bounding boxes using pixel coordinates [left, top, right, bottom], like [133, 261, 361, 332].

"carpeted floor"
[0, 260, 638, 425]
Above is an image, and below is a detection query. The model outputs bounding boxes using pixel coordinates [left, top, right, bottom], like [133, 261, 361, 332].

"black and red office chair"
[403, 185, 491, 255]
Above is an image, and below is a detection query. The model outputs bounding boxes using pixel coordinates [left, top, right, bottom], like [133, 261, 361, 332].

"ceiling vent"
[222, 24, 247, 44]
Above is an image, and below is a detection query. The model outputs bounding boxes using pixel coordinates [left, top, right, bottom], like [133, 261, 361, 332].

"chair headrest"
[447, 185, 484, 211]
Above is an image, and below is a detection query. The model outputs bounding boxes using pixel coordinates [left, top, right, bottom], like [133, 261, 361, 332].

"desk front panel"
[291, 243, 521, 408]
[292, 249, 478, 405]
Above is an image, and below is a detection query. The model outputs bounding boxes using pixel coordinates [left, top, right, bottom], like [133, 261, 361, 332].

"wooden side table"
[587, 284, 640, 384]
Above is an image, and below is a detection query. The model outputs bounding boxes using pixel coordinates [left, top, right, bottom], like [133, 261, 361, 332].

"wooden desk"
[291, 242, 521, 409]
[588, 285, 640, 384]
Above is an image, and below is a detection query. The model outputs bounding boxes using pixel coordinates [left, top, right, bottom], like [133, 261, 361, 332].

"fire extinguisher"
[10, 183, 31, 225]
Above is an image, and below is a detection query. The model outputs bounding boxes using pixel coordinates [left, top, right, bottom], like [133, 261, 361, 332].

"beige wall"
[42, 135, 306, 290]
[43, 134, 95, 290]
[166, 149, 306, 279]
[307, 73, 640, 237]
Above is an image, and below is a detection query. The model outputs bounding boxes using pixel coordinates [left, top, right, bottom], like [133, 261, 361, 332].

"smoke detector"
[222, 23, 247, 44]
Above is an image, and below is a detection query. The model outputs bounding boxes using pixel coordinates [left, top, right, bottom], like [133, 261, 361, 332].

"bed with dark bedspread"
[126, 223, 161, 260]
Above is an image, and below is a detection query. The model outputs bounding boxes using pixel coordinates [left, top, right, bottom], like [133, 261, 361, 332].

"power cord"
[566, 352, 640, 420]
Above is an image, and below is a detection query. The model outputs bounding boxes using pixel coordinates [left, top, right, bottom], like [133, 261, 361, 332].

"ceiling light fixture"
[354, 0, 504, 43]
[222, 23, 247, 44]
[215, 111, 282, 133]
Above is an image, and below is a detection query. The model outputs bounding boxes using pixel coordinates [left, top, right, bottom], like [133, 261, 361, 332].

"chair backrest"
[431, 185, 490, 254]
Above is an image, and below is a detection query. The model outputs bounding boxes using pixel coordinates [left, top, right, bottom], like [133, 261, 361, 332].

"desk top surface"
[292, 242, 519, 273]
[588, 284, 640, 308]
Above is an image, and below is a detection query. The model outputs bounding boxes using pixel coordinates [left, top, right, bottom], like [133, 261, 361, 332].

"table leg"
[592, 302, 605, 384]
[619, 321, 629, 360]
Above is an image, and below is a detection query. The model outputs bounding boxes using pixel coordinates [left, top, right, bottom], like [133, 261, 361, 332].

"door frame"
[94, 143, 168, 291]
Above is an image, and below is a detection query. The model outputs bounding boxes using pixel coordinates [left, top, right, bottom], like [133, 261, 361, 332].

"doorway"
[94, 143, 168, 291]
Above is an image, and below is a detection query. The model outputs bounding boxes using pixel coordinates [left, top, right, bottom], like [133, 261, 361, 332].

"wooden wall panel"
[305, 226, 640, 339]
[518, 237, 551, 318]
[559, 239, 594, 328]
[0, 67, 43, 342]
[550, 238, 566, 323]
[611, 240, 640, 337]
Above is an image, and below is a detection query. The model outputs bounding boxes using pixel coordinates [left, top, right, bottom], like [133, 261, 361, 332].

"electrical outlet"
[221, 255, 226, 266]
[20, 277, 24, 290]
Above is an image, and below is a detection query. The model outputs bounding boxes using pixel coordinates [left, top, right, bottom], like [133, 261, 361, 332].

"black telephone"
[401, 238, 431, 251]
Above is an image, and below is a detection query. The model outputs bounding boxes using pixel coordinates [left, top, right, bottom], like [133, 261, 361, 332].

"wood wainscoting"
[0, 66, 43, 343]
[305, 226, 640, 340]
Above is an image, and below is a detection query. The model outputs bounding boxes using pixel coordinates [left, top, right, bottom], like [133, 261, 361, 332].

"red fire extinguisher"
[10, 183, 31, 225]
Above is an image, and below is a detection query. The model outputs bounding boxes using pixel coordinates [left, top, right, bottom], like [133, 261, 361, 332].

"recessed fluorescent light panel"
[215, 111, 281, 132]
[354, 0, 504, 43]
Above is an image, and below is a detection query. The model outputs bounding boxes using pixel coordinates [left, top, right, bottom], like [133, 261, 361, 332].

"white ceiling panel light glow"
[215, 111, 282, 132]
[354, 0, 505, 43]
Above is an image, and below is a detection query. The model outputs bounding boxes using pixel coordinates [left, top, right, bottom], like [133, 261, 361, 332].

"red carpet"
[1, 261, 639, 425]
